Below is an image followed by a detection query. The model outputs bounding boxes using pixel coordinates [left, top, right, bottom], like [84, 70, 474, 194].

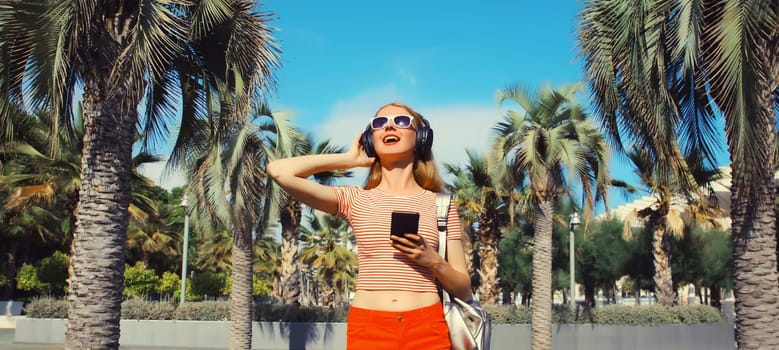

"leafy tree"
[498, 226, 532, 305]
[190, 271, 229, 300]
[0, 205, 62, 298]
[157, 271, 180, 299]
[123, 262, 160, 298]
[16, 263, 47, 294]
[34, 251, 69, 296]
[578, 217, 630, 309]
[492, 83, 609, 350]
[579, 1, 779, 347]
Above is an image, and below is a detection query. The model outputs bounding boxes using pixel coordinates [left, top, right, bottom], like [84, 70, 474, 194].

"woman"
[267, 102, 472, 349]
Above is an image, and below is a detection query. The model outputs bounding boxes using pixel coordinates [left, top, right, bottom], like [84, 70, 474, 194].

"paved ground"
[0, 329, 61, 350]
[0, 329, 223, 350]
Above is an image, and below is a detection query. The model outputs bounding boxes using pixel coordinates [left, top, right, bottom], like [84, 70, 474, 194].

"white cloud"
[137, 161, 187, 191]
[312, 87, 504, 184]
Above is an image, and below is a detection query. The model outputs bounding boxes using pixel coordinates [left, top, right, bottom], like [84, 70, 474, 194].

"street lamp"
[180, 195, 191, 304]
[569, 211, 581, 307]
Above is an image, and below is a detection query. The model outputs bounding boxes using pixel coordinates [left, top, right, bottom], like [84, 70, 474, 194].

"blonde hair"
[363, 102, 445, 192]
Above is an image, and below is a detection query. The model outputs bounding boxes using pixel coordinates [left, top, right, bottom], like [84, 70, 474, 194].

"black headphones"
[359, 116, 434, 161]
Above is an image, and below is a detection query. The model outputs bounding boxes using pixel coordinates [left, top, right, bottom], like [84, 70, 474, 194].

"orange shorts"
[346, 302, 451, 350]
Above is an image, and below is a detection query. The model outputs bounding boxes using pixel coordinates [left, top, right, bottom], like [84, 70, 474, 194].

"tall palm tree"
[443, 150, 510, 304]
[0, 109, 159, 296]
[274, 137, 351, 305]
[3, 2, 198, 348]
[180, 102, 291, 349]
[578, 2, 779, 348]
[621, 149, 722, 306]
[299, 214, 357, 308]
[1, 1, 279, 347]
[492, 83, 609, 350]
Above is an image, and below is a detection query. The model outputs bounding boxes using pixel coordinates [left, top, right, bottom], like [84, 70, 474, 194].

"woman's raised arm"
[267, 134, 374, 214]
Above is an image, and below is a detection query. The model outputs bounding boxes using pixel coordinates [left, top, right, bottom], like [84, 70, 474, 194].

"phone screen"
[390, 211, 419, 237]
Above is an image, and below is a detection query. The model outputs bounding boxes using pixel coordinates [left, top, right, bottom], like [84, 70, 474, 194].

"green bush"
[254, 303, 348, 322]
[668, 304, 727, 324]
[594, 305, 675, 325]
[121, 298, 176, 320]
[174, 300, 230, 321]
[482, 304, 530, 324]
[124, 262, 160, 297]
[22, 297, 727, 325]
[36, 251, 69, 295]
[16, 264, 47, 293]
[157, 271, 180, 297]
[189, 272, 228, 299]
[24, 298, 68, 318]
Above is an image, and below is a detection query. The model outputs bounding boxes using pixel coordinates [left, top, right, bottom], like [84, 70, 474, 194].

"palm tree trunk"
[477, 215, 501, 304]
[2, 243, 17, 299]
[229, 220, 254, 350]
[463, 226, 475, 277]
[729, 102, 779, 350]
[477, 240, 500, 304]
[65, 89, 135, 350]
[531, 198, 555, 350]
[651, 222, 675, 306]
[277, 200, 302, 305]
[278, 237, 300, 304]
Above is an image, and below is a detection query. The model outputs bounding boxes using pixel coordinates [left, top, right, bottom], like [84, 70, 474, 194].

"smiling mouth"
[383, 136, 399, 143]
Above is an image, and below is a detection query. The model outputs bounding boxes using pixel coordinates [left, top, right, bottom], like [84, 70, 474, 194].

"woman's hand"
[346, 133, 376, 168]
[390, 234, 443, 269]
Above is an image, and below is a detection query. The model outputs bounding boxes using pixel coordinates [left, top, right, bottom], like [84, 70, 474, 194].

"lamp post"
[180, 195, 190, 304]
[569, 211, 581, 307]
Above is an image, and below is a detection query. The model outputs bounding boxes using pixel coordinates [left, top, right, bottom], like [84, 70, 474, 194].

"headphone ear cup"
[415, 126, 433, 160]
[360, 127, 376, 158]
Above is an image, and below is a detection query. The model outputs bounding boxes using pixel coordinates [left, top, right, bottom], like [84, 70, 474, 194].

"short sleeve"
[330, 186, 360, 219]
[446, 196, 463, 240]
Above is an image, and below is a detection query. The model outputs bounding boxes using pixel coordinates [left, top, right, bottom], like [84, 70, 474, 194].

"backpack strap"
[436, 192, 452, 304]
[435, 192, 452, 259]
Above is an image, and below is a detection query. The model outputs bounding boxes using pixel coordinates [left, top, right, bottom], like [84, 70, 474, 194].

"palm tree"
[443, 150, 510, 304]
[254, 235, 281, 296]
[126, 203, 178, 268]
[196, 228, 233, 274]
[180, 102, 291, 349]
[299, 214, 357, 308]
[621, 149, 722, 306]
[492, 83, 609, 350]
[0, 2, 274, 348]
[578, 2, 779, 347]
[274, 137, 351, 305]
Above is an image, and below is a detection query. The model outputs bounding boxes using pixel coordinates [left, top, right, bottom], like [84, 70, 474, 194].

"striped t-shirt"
[331, 186, 462, 293]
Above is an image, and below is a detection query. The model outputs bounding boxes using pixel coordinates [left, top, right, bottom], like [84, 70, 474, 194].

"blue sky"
[141, 0, 704, 212]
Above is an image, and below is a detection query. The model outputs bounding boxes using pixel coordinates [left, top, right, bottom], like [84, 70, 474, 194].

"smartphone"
[390, 211, 420, 237]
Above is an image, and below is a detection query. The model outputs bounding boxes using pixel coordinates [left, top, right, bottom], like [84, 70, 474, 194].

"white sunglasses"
[369, 115, 415, 130]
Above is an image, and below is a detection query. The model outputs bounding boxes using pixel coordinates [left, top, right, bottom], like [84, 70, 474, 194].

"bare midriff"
[351, 290, 441, 311]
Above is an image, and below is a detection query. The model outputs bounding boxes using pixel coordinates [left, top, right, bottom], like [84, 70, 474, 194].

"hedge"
[24, 298, 727, 325]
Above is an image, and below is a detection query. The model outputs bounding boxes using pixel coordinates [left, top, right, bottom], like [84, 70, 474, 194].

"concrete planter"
[15, 318, 735, 350]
